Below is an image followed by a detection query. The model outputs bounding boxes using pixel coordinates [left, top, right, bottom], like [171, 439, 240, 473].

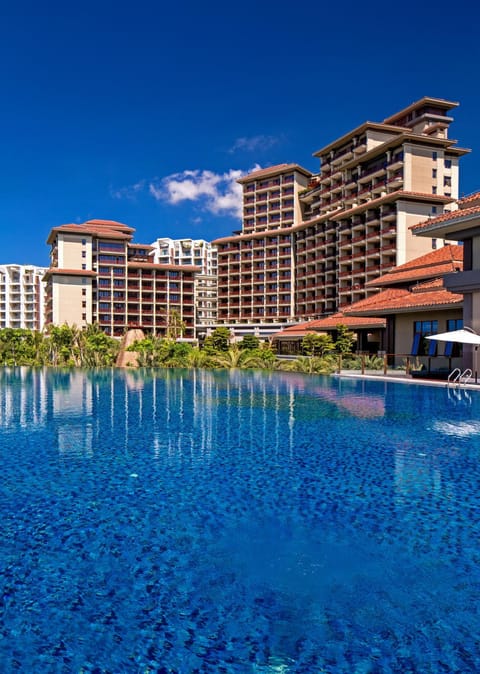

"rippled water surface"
[1, 367, 480, 672]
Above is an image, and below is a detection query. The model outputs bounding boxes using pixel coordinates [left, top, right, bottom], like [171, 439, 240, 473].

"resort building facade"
[214, 163, 312, 338]
[0, 264, 47, 331]
[150, 237, 218, 335]
[214, 97, 468, 337]
[272, 244, 464, 371]
[44, 219, 198, 338]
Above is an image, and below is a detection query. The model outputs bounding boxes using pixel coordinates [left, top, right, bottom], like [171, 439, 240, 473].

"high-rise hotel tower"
[214, 97, 469, 335]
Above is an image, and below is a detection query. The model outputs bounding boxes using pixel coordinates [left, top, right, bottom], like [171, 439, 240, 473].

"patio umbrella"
[426, 328, 480, 383]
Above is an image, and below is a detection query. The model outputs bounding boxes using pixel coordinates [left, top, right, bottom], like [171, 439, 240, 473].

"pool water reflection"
[1, 367, 480, 671]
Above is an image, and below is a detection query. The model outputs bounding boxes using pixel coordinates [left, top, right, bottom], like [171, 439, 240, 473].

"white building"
[0, 264, 47, 331]
[150, 238, 218, 334]
[150, 237, 217, 274]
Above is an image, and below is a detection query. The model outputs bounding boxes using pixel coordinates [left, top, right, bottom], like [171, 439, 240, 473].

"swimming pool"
[1, 367, 480, 672]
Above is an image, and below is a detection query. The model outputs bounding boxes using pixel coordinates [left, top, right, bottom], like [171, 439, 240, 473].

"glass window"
[445, 159, 452, 169]
[412, 320, 438, 355]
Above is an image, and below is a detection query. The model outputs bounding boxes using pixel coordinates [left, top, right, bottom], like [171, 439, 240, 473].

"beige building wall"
[407, 145, 439, 193]
[366, 129, 398, 150]
[395, 201, 439, 265]
[293, 171, 310, 224]
[394, 309, 463, 367]
[58, 234, 91, 269]
[52, 276, 92, 327]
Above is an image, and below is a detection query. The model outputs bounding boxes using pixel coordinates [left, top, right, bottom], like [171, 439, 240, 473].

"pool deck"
[333, 370, 480, 390]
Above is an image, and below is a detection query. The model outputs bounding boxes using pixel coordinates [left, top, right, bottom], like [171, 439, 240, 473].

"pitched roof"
[46, 222, 133, 244]
[237, 163, 311, 183]
[43, 268, 97, 280]
[410, 205, 480, 233]
[458, 191, 480, 206]
[366, 244, 463, 287]
[272, 313, 386, 339]
[344, 280, 462, 316]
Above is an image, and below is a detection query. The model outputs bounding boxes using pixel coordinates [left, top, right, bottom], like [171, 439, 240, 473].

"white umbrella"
[425, 328, 480, 345]
[426, 327, 480, 382]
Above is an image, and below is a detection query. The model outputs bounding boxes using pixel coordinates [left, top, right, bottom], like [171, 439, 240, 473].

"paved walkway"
[334, 370, 480, 390]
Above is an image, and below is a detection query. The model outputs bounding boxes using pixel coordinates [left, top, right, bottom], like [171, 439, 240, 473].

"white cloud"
[149, 167, 260, 219]
[110, 180, 146, 201]
[111, 166, 262, 219]
[229, 135, 280, 154]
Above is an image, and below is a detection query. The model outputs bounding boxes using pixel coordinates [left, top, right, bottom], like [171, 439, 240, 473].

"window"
[432, 169, 437, 179]
[445, 159, 452, 169]
[412, 320, 438, 356]
[444, 176, 452, 187]
[432, 186, 437, 195]
[431, 206, 437, 214]
[432, 151, 437, 161]
[432, 238, 437, 249]
[82, 288, 87, 296]
[446, 319, 463, 356]
[81, 264, 86, 270]
[82, 239, 86, 246]
[82, 251, 86, 258]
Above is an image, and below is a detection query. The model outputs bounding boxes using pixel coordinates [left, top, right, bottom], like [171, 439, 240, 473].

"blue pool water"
[1, 367, 480, 672]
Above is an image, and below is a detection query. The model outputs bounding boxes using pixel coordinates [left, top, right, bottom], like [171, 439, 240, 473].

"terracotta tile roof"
[272, 313, 386, 339]
[410, 204, 480, 232]
[85, 219, 135, 232]
[43, 268, 97, 279]
[344, 283, 462, 316]
[237, 163, 311, 183]
[457, 191, 480, 206]
[366, 244, 463, 287]
[47, 223, 132, 244]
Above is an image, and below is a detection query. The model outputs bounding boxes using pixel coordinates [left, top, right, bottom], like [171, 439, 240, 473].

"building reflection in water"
[0, 368, 393, 462]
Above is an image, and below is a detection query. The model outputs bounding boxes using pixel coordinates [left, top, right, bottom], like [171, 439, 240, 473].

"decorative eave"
[213, 228, 296, 245]
[383, 97, 459, 125]
[313, 122, 407, 158]
[43, 268, 97, 280]
[411, 206, 480, 240]
[128, 262, 198, 272]
[46, 224, 132, 244]
[339, 133, 469, 171]
[237, 163, 311, 184]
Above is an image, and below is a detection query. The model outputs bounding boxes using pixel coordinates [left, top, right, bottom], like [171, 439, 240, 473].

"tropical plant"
[342, 354, 385, 370]
[239, 334, 260, 350]
[166, 310, 186, 340]
[203, 326, 231, 354]
[81, 323, 119, 366]
[302, 332, 335, 357]
[334, 324, 356, 356]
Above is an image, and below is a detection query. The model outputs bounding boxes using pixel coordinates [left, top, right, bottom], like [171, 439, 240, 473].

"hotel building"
[44, 219, 198, 338]
[214, 98, 468, 335]
[150, 237, 218, 333]
[0, 264, 47, 331]
[214, 164, 311, 337]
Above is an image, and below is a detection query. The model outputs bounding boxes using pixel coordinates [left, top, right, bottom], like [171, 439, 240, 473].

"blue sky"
[2, 0, 480, 266]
